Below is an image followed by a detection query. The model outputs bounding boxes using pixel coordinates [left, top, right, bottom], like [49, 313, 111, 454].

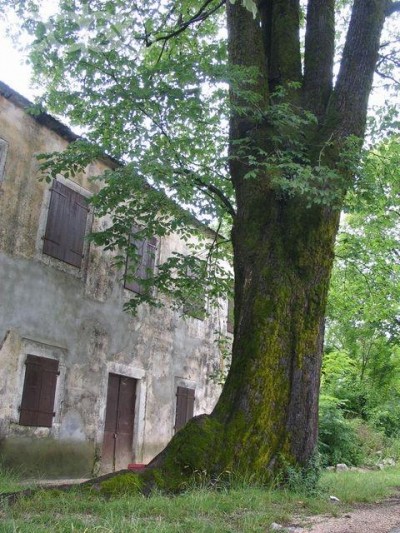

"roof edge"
[0, 80, 80, 144]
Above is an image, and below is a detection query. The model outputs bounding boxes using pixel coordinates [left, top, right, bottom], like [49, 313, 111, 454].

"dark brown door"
[102, 374, 137, 472]
[175, 386, 195, 432]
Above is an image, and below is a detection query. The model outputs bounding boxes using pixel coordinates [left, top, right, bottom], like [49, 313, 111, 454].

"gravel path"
[302, 498, 400, 533]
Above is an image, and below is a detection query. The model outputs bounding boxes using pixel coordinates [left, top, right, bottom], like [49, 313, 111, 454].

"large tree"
[5, 0, 400, 484]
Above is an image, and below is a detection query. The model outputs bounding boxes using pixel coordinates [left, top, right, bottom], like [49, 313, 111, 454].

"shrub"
[318, 395, 364, 467]
[369, 403, 400, 438]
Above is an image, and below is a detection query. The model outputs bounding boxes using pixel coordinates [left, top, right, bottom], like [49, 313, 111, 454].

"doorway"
[102, 373, 137, 471]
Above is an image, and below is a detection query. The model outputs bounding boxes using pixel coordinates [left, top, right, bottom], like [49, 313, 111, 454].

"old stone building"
[0, 81, 230, 476]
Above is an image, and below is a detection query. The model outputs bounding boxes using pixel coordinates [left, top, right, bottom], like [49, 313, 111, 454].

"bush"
[318, 395, 364, 467]
[369, 403, 400, 438]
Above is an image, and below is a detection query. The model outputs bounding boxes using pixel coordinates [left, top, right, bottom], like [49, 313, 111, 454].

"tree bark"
[119, 0, 390, 489]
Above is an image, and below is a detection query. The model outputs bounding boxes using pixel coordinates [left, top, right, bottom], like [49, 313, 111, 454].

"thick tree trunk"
[102, 0, 390, 492]
[149, 197, 339, 482]
[212, 193, 340, 473]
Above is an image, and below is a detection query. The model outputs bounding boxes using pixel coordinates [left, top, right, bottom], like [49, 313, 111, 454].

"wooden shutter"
[19, 355, 59, 428]
[43, 180, 89, 268]
[175, 386, 195, 432]
[125, 230, 157, 294]
[43, 180, 69, 262]
[65, 190, 89, 267]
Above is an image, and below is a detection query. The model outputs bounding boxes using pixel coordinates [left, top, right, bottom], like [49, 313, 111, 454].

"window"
[124, 228, 157, 294]
[227, 298, 234, 334]
[183, 260, 206, 320]
[43, 180, 89, 268]
[19, 355, 59, 427]
[0, 137, 8, 183]
[174, 386, 195, 432]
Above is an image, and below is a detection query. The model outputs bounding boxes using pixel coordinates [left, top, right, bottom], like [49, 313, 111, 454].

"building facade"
[0, 82, 229, 475]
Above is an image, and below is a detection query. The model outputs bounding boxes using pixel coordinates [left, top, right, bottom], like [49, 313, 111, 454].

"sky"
[0, 28, 35, 98]
[0, 2, 56, 100]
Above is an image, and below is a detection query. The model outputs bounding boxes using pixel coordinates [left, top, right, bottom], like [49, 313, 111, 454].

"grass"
[0, 466, 24, 494]
[0, 467, 399, 532]
[319, 467, 400, 503]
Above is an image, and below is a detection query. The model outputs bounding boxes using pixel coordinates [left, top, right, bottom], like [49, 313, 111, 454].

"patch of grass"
[1, 468, 399, 532]
[0, 486, 321, 533]
[0, 465, 22, 494]
[319, 467, 400, 503]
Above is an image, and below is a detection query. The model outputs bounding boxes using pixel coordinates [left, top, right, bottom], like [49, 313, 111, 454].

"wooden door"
[174, 386, 195, 432]
[102, 373, 137, 472]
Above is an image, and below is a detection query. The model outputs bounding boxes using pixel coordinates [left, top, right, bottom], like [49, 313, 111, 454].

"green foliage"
[231, 85, 361, 207]
[318, 395, 364, 467]
[324, 138, 400, 438]
[1, 0, 237, 316]
[37, 140, 103, 182]
[369, 403, 400, 438]
[277, 453, 321, 494]
[210, 331, 231, 385]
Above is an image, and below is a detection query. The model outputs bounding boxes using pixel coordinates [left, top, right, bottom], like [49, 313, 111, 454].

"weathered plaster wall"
[0, 89, 227, 475]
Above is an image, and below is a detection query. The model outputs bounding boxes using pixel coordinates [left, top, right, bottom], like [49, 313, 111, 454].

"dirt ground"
[301, 497, 400, 533]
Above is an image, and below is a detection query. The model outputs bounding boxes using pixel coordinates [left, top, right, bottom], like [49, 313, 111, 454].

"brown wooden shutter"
[65, 189, 89, 267]
[124, 232, 144, 294]
[143, 236, 157, 277]
[43, 180, 69, 262]
[175, 386, 195, 432]
[43, 180, 89, 268]
[125, 230, 157, 294]
[19, 355, 59, 428]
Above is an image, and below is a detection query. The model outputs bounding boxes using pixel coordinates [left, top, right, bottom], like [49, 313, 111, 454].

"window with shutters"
[124, 228, 157, 295]
[19, 355, 59, 427]
[174, 386, 195, 432]
[183, 261, 206, 320]
[43, 180, 89, 268]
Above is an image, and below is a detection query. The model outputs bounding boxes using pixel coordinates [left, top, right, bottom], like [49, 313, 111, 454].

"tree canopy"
[3, 0, 400, 486]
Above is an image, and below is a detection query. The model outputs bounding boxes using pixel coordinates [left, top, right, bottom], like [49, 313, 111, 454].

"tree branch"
[146, 0, 226, 47]
[375, 67, 400, 85]
[194, 177, 236, 219]
[258, 0, 302, 92]
[385, 1, 400, 16]
[303, 0, 335, 119]
[327, 0, 387, 139]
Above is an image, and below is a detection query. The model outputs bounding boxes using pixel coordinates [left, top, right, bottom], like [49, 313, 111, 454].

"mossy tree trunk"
[150, 0, 391, 485]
